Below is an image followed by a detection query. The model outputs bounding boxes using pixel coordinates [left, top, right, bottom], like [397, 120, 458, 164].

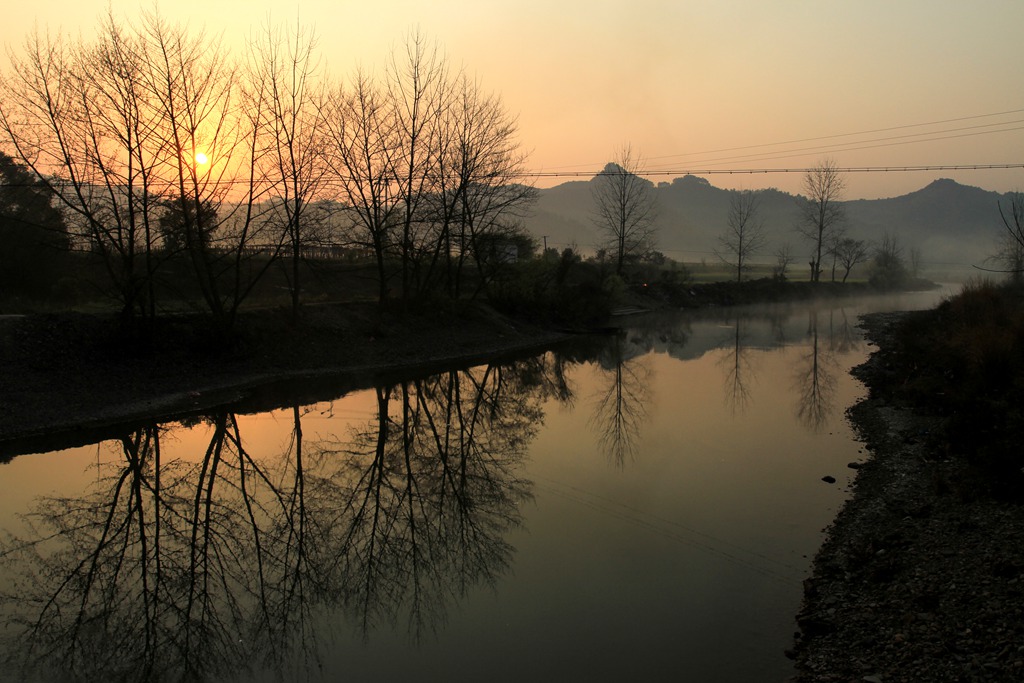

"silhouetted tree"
[716, 189, 766, 282]
[249, 18, 330, 323]
[987, 192, 1024, 283]
[797, 158, 846, 282]
[774, 243, 794, 280]
[833, 237, 870, 283]
[591, 145, 657, 276]
[157, 194, 218, 254]
[324, 69, 399, 308]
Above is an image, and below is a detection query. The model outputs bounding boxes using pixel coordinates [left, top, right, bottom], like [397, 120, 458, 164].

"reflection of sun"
[194, 152, 209, 165]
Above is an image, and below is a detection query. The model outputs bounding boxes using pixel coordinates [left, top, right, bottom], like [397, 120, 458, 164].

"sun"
[194, 152, 209, 166]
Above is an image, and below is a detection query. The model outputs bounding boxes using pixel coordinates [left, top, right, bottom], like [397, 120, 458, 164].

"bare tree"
[773, 243, 794, 280]
[716, 189, 766, 282]
[385, 30, 449, 307]
[0, 19, 163, 327]
[324, 69, 399, 307]
[591, 144, 657, 276]
[0, 11, 285, 338]
[797, 158, 846, 282]
[833, 237, 870, 283]
[248, 18, 329, 323]
[447, 77, 536, 299]
[142, 12, 281, 338]
[988, 192, 1024, 283]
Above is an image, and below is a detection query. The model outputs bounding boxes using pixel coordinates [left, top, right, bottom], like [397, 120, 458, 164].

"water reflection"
[0, 293, 947, 681]
[717, 317, 759, 416]
[0, 356, 572, 682]
[590, 332, 652, 467]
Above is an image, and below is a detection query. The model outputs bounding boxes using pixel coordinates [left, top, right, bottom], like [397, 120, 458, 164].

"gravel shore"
[791, 312, 1024, 682]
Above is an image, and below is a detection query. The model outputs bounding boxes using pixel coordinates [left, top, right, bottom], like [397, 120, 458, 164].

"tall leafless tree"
[248, 18, 329, 323]
[324, 69, 399, 307]
[716, 189, 766, 282]
[591, 145, 657, 276]
[0, 11, 285, 338]
[0, 18, 163, 327]
[797, 158, 846, 282]
[385, 30, 448, 308]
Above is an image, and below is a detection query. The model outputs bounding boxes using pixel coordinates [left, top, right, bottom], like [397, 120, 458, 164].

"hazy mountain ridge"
[525, 175, 1012, 272]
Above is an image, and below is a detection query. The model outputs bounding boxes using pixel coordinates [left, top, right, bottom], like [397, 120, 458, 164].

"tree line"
[0, 11, 535, 335]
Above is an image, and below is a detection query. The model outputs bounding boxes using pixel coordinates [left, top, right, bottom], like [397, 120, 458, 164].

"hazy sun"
[194, 152, 209, 165]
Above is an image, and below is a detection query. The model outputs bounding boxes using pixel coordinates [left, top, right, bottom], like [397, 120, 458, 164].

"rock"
[848, 461, 863, 469]
[822, 475, 837, 484]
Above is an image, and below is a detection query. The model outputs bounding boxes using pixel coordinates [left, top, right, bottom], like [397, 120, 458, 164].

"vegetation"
[884, 280, 1024, 493]
[0, 13, 534, 339]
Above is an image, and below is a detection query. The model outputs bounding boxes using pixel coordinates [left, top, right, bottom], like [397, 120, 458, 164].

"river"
[0, 289, 951, 682]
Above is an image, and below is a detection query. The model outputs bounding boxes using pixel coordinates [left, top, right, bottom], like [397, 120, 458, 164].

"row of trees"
[0, 12, 535, 334]
[713, 158, 919, 285]
[586, 152, 920, 287]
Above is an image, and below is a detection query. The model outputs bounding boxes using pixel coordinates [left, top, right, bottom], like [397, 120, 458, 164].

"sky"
[3, 0, 1024, 199]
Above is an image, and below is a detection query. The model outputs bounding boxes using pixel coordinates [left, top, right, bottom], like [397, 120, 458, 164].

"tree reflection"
[590, 332, 652, 467]
[316, 358, 554, 641]
[0, 356, 570, 681]
[717, 317, 759, 416]
[792, 308, 840, 431]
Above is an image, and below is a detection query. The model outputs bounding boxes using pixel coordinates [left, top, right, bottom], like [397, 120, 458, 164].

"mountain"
[523, 175, 1011, 275]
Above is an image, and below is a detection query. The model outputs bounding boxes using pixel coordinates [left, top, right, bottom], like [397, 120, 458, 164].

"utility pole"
[542, 235, 548, 252]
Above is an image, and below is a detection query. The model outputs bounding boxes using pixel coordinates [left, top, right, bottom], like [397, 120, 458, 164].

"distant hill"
[523, 174, 1011, 275]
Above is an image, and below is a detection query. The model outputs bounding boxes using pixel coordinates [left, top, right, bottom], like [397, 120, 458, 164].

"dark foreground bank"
[791, 306, 1024, 682]
[0, 302, 573, 453]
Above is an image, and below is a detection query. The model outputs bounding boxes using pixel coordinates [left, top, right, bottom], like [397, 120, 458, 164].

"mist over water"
[0, 289, 950, 682]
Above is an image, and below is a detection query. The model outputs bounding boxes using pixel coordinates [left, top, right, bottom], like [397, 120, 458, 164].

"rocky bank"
[791, 312, 1024, 682]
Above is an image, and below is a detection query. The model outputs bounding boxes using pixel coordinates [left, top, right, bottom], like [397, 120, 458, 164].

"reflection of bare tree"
[317, 358, 550, 641]
[0, 356, 573, 681]
[793, 308, 840, 431]
[717, 318, 759, 415]
[824, 306, 860, 354]
[590, 333, 652, 467]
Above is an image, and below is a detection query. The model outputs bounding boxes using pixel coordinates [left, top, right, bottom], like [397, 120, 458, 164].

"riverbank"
[0, 302, 574, 455]
[791, 307, 1024, 682]
[0, 279, 940, 450]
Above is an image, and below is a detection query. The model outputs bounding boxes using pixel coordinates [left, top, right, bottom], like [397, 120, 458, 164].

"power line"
[522, 163, 1024, 180]
[645, 122, 1024, 169]
[645, 108, 1024, 163]
[538, 106, 1024, 174]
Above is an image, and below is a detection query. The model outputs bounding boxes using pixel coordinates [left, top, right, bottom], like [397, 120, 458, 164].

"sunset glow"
[3, 0, 1024, 198]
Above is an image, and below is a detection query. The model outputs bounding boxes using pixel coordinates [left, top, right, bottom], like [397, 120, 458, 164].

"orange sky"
[4, 0, 1024, 198]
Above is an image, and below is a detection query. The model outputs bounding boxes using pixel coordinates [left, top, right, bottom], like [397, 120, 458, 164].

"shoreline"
[0, 303, 576, 456]
[791, 312, 1024, 682]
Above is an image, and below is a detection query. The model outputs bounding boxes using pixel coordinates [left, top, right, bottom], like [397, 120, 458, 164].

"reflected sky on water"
[0, 289, 951, 682]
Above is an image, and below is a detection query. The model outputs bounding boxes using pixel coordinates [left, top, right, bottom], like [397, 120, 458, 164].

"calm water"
[0, 290, 950, 682]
